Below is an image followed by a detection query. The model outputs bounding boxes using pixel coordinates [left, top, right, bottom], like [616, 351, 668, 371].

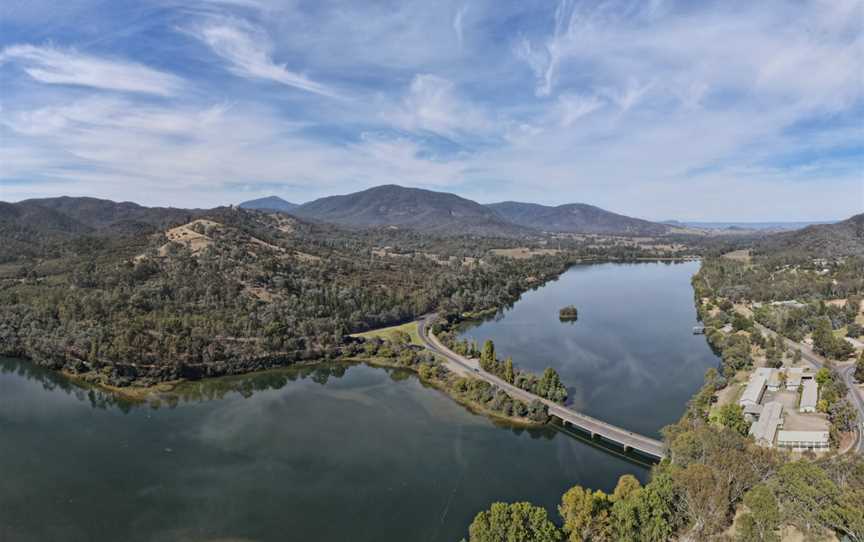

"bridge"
[417, 315, 667, 460]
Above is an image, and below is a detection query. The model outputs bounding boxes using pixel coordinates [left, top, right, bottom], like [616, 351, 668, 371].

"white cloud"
[384, 74, 494, 138]
[556, 93, 604, 126]
[182, 17, 340, 98]
[1, 0, 861, 221]
[0, 96, 463, 206]
[0, 44, 184, 96]
[453, 5, 468, 47]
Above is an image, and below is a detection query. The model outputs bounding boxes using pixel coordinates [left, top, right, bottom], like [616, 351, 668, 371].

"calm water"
[459, 260, 718, 438]
[0, 359, 646, 542]
[0, 261, 715, 541]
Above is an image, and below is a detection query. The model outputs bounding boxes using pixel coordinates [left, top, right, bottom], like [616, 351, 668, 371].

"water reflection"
[0, 358, 414, 412]
[1, 355, 649, 542]
[458, 261, 718, 438]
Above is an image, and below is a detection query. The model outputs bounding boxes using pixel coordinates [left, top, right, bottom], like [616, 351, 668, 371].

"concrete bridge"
[417, 315, 667, 461]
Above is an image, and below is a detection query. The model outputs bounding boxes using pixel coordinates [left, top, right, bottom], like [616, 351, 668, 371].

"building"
[749, 401, 783, 447]
[739, 368, 772, 408]
[766, 370, 783, 392]
[743, 403, 763, 423]
[784, 367, 812, 391]
[800, 379, 819, 413]
[777, 430, 829, 452]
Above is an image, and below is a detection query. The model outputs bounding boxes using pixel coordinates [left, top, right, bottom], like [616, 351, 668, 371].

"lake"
[458, 260, 719, 437]
[0, 261, 716, 542]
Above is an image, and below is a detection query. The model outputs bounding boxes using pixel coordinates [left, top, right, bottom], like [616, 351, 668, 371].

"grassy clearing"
[490, 247, 561, 259]
[351, 320, 424, 346]
[722, 249, 752, 263]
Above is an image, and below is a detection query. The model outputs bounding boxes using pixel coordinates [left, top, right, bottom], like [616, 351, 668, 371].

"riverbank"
[55, 350, 549, 429]
[347, 356, 548, 428]
[24, 258, 706, 424]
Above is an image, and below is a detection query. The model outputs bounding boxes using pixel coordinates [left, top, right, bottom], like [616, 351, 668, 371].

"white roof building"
[767, 370, 783, 391]
[749, 401, 783, 447]
[784, 367, 810, 391]
[800, 380, 819, 413]
[739, 368, 772, 408]
[777, 430, 829, 451]
[743, 403, 763, 422]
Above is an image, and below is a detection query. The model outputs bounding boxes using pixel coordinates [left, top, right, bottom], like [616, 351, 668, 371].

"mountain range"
[239, 184, 668, 236]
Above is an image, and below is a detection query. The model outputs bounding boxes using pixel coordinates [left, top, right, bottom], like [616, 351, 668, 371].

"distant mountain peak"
[238, 196, 299, 213]
[292, 184, 529, 237]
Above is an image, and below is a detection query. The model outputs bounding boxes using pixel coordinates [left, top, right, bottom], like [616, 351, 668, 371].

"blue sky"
[1, 0, 862, 220]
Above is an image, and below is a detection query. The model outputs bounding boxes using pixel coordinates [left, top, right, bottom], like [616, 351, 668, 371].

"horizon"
[1, 1, 862, 221]
[3, 188, 853, 224]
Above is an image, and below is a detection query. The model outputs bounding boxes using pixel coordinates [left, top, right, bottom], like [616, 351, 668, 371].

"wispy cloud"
[556, 93, 604, 126]
[1, 0, 861, 220]
[182, 17, 341, 98]
[384, 74, 494, 139]
[0, 44, 184, 96]
[453, 5, 468, 48]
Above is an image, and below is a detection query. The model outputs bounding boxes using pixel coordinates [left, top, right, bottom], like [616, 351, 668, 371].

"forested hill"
[292, 184, 529, 236]
[239, 196, 299, 213]
[757, 213, 864, 259]
[486, 201, 670, 235]
[0, 197, 201, 262]
[13, 196, 201, 231]
[0, 203, 582, 387]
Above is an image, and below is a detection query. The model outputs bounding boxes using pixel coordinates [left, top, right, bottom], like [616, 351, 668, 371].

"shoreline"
[53, 354, 547, 428]
[11, 258, 703, 427]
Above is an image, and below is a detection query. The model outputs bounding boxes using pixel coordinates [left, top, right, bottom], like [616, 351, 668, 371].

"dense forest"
[0, 203, 690, 388]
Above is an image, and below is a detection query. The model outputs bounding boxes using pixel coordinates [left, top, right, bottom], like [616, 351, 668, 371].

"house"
[776, 430, 829, 452]
[800, 380, 819, 413]
[749, 401, 784, 447]
[739, 368, 772, 408]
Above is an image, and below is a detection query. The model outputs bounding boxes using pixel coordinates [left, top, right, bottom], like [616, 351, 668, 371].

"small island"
[558, 305, 579, 321]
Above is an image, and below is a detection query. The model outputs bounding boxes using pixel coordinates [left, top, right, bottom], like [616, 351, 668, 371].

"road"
[417, 315, 666, 460]
[757, 323, 864, 454]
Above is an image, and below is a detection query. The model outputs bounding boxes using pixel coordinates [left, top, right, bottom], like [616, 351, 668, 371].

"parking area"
[763, 389, 830, 432]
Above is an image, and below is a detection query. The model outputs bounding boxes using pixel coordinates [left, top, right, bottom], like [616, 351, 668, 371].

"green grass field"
[351, 320, 424, 346]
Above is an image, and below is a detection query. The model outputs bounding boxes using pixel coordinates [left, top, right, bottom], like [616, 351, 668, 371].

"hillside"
[239, 195, 299, 213]
[293, 185, 529, 236]
[487, 201, 669, 236]
[0, 203, 577, 387]
[11, 196, 199, 234]
[0, 197, 207, 264]
[758, 213, 864, 258]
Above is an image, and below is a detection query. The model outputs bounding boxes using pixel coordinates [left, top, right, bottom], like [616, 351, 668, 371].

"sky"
[0, 0, 862, 221]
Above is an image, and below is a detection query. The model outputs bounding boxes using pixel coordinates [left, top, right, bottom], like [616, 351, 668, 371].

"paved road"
[757, 323, 864, 454]
[840, 364, 864, 454]
[417, 315, 666, 460]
